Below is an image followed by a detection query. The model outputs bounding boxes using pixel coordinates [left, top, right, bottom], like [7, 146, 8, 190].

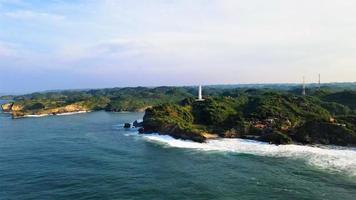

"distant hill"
[142, 91, 356, 146]
[320, 90, 356, 110]
[1, 83, 355, 119]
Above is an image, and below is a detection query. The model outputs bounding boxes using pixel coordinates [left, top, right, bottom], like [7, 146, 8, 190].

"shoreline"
[19, 111, 91, 118]
[5, 110, 145, 119]
[142, 132, 356, 150]
[139, 131, 356, 148]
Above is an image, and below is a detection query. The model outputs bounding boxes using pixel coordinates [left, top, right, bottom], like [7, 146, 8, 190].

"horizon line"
[1, 81, 355, 96]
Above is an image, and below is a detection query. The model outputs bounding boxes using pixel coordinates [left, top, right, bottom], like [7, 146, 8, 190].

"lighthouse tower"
[196, 85, 205, 101]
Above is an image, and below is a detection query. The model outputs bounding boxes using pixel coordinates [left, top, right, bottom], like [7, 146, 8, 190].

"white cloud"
[3, 10, 65, 21]
[1, 0, 356, 90]
[0, 41, 19, 57]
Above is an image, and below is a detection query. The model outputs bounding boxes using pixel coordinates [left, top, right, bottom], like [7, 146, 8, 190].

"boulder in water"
[133, 120, 143, 128]
[124, 123, 131, 128]
[138, 127, 145, 134]
[259, 131, 292, 145]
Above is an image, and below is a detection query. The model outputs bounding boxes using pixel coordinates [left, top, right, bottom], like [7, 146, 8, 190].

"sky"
[0, 0, 355, 93]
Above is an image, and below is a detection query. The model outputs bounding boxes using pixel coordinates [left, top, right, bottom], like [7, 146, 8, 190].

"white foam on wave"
[24, 114, 49, 118]
[23, 111, 90, 118]
[55, 111, 89, 116]
[142, 134, 356, 176]
[124, 132, 139, 137]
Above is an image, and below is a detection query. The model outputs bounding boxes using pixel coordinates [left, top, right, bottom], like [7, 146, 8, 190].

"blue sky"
[0, 0, 355, 93]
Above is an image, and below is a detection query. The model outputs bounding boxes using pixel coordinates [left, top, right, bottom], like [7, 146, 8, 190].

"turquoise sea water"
[1, 102, 356, 199]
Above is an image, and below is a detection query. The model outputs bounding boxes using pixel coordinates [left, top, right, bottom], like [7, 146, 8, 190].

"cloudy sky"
[0, 0, 355, 93]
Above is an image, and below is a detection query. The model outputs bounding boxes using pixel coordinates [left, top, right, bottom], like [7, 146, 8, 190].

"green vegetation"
[319, 90, 356, 110]
[142, 104, 206, 142]
[141, 91, 356, 146]
[1, 87, 195, 117]
[293, 120, 356, 145]
[1, 83, 356, 146]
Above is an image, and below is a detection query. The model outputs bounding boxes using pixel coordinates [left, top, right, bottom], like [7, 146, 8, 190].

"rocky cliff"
[141, 97, 356, 146]
[1, 102, 89, 118]
[1, 103, 13, 112]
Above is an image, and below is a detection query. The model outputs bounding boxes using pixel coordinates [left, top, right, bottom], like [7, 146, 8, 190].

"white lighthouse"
[196, 85, 205, 101]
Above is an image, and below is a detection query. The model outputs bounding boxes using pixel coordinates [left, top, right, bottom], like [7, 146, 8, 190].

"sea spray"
[141, 134, 356, 176]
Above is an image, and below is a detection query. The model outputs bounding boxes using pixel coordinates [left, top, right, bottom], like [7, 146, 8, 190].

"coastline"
[19, 111, 91, 118]
[1, 109, 146, 119]
[139, 129, 356, 148]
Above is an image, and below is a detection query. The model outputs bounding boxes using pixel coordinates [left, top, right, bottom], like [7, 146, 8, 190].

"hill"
[141, 92, 356, 146]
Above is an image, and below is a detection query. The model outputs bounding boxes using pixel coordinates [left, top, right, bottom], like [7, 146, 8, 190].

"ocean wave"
[141, 134, 356, 176]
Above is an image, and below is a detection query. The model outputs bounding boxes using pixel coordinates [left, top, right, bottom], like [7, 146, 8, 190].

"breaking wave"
[141, 134, 356, 176]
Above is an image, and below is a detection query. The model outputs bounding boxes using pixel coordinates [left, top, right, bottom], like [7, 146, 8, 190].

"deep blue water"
[1, 102, 356, 199]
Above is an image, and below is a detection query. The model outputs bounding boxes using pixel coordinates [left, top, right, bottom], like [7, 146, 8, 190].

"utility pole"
[318, 74, 321, 90]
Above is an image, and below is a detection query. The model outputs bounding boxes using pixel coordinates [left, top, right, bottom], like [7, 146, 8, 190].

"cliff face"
[141, 103, 219, 143]
[1, 99, 149, 118]
[141, 97, 356, 146]
[45, 104, 90, 115]
[11, 104, 24, 111]
[1, 103, 13, 112]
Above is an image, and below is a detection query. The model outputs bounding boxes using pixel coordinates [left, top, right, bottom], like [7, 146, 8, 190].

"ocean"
[1, 102, 355, 199]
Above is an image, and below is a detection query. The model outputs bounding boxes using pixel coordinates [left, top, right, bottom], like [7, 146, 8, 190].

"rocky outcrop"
[140, 105, 219, 143]
[259, 131, 292, 145]
[133, 120, 143, 128]
[47, 104, 89, 114]
[293, 121, 356, 146]
[136, 106, 152, 113]
[142, 123, 209, 143]
[140, 98, 356, 146]
[10, 103, 89, 118]
[1, 103, 13, 112]
[221, 128, 241, 138]
[11, 104, 24, 112]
